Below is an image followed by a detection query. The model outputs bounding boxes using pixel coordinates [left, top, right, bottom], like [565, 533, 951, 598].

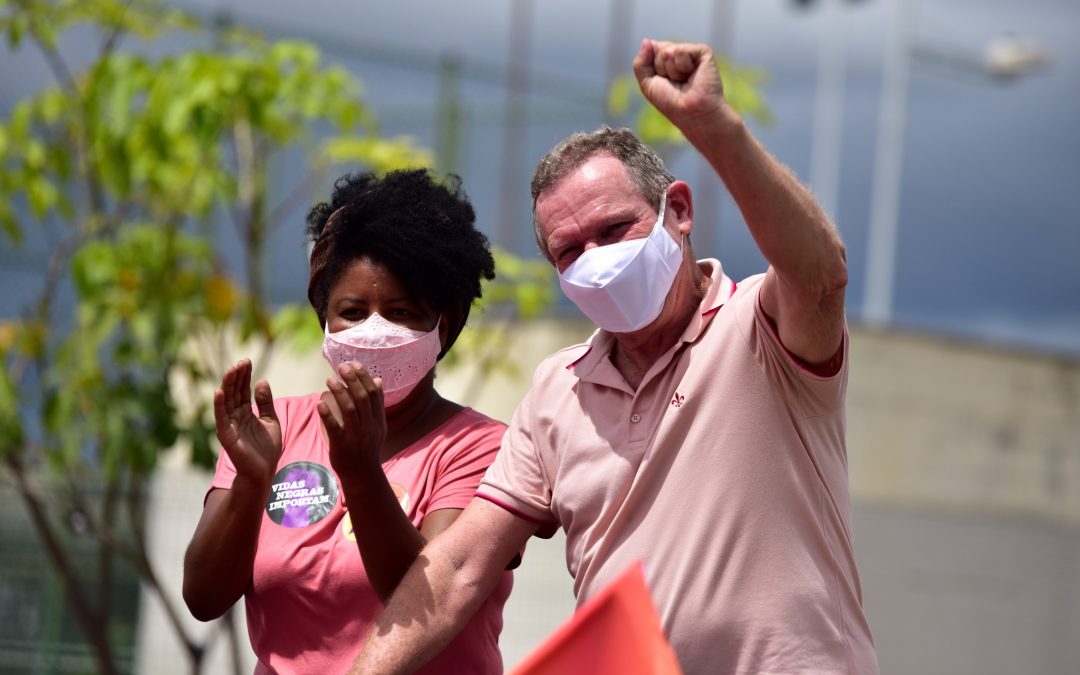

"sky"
[2, 0, 1078, 357]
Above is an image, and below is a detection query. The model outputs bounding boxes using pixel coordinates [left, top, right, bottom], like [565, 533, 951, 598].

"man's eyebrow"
[546, 235, 573, 252]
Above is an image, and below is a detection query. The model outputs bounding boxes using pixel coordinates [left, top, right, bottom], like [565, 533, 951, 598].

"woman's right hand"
[214, 359, 282, 484]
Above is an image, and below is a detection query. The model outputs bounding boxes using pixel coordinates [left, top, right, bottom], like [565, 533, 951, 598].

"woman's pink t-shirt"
[209, 393, 512, 674]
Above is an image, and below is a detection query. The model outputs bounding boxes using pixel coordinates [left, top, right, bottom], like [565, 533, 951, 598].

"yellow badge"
[340, 483, 410, 542]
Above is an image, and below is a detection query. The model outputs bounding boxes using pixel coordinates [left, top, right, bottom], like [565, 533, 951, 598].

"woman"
[183, 169, 512, 674]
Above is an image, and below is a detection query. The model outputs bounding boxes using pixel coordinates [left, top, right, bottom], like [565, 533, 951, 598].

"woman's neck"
[381, 383, 462, 461]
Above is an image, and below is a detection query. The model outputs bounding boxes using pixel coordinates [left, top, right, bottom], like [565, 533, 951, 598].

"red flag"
[510, 562, 682, 675]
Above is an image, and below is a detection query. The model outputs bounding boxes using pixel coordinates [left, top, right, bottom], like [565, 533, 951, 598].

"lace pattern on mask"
[321, 313, 441, 405]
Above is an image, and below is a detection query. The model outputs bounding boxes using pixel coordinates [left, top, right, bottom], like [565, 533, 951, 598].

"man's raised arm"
[348, 498, 537, 674]
[634, 39, 848, 367]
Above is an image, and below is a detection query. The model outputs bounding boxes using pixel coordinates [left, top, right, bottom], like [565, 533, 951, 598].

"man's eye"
[605, 221, 631, 237]
[558, 247, 581, 265]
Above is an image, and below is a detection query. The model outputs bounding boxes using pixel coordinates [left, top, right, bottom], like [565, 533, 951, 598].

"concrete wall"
[139, 321, 1080, 674]
[845, 328, 1080, 675]
[848, 327, 1080, 525]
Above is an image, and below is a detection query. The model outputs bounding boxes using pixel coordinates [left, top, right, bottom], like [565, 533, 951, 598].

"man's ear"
[666, 180, 694, 236]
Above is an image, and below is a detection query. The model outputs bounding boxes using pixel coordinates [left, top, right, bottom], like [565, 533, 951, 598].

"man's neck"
[610, 266, 711, 390]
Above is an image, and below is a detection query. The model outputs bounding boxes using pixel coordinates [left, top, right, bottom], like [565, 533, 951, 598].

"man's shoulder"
[728, 272, 766, 303]
[703, 272, 766, 332]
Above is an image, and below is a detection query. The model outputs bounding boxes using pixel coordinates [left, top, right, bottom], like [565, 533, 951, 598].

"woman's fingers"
[316, 391, 346, 446]
[222, 359, 247, 414]
[220, 363, 237, 412]
[238, 359, 252, 409]
[253, 379, 277, 421]
[338, 362, 384, 418]
[213, 388, 231, 437]
[220, 359, 259, 417]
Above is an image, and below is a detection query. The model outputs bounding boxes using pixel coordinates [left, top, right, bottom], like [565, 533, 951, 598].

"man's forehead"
[538, 154, 638, 211]
[575, 154, 618, 181]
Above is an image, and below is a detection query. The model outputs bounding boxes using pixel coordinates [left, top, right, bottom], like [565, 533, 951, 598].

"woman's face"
[325, 256, 440, 335]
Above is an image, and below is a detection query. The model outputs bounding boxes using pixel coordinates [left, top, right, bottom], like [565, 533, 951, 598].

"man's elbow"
[821, 240, 848, 297]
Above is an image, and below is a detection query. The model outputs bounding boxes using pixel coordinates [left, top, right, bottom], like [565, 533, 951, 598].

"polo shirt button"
[630, 413, 641, 423]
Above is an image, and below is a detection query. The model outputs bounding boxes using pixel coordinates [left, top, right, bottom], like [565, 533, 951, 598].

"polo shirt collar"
[565, 259, 736, 384]
[677, 258, 736, 345]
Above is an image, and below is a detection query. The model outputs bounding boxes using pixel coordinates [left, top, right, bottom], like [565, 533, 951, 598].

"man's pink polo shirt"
[478, 260, 878, 675]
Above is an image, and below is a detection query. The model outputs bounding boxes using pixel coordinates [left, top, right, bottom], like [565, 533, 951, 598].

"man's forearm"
[349, 498, 536, 674]
[685, 108, 846, 292]
[348, 544, 491, 675]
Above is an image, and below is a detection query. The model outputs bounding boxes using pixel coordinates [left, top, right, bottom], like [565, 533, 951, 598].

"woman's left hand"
[317, 361, 387, 485]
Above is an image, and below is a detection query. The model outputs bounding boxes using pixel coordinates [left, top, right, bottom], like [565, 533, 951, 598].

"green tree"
[0, 1, 443, 673]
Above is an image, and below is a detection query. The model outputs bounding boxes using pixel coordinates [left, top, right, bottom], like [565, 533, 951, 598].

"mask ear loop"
[655, 190, 668, 232]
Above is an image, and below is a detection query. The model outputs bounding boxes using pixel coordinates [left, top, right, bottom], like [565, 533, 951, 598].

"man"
[350, 39, 878, 675]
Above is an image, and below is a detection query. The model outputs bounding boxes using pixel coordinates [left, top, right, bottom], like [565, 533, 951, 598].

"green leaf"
[320, 135, 434, 173]
[270, 303, 323, 354]
[26, 176, 59, 218]
[6, 14, 26, 49]
[607, 76, 634, 119]
[188, 414, 216, 470]
[0, 356, 24, 454]
[0, 200, 21, 243]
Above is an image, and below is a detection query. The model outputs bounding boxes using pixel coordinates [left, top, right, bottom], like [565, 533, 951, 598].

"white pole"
[810, 0, 848, 224]
[693, 0, 736, 258]
[863, 0, 920, 327]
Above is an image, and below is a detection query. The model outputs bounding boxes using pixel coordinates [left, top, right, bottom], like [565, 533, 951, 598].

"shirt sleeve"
[206, 446, 237, 501]
[733, 276, 849, 418]
[425, 415, 507, 514]
[477, 387, 560, 538]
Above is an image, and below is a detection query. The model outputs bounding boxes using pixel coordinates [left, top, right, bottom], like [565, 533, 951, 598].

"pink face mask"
[321, 312, 442, 408]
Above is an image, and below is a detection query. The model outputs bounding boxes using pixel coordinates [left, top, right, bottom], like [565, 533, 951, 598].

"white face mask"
[558, 193, 682, 333]
[321, 312, 441, 408]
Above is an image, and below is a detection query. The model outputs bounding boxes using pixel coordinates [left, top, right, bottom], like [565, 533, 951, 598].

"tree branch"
[263, 163, 326, 235]
[98, 461, 121, 615]
[126, 472, 205, 667]
[98, 0, 135, 58]
[4, 452, 118, 675]
[21, 6, 109, 217]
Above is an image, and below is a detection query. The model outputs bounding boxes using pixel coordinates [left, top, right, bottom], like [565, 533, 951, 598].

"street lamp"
[860, 0, 1048, 328]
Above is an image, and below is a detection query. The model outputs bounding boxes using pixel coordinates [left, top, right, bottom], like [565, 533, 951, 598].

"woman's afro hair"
[305, 169, 495, 343]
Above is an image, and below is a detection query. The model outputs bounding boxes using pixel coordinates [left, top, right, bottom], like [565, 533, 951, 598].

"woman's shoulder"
[441, 406, 508, 439]
[417, 406, 506, 462]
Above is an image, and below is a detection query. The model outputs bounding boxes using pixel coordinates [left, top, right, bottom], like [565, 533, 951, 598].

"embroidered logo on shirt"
[266, 461, 338, 528]
[671, 392, 685, 408]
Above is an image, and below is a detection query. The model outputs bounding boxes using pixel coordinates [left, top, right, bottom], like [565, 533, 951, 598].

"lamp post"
[860, 0, 1048, 327]
[809, 0, 853, 222]
[861, 0, 918, 328]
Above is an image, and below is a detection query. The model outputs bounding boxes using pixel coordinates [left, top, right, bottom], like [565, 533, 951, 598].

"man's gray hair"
[530, 125, 676, 258]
